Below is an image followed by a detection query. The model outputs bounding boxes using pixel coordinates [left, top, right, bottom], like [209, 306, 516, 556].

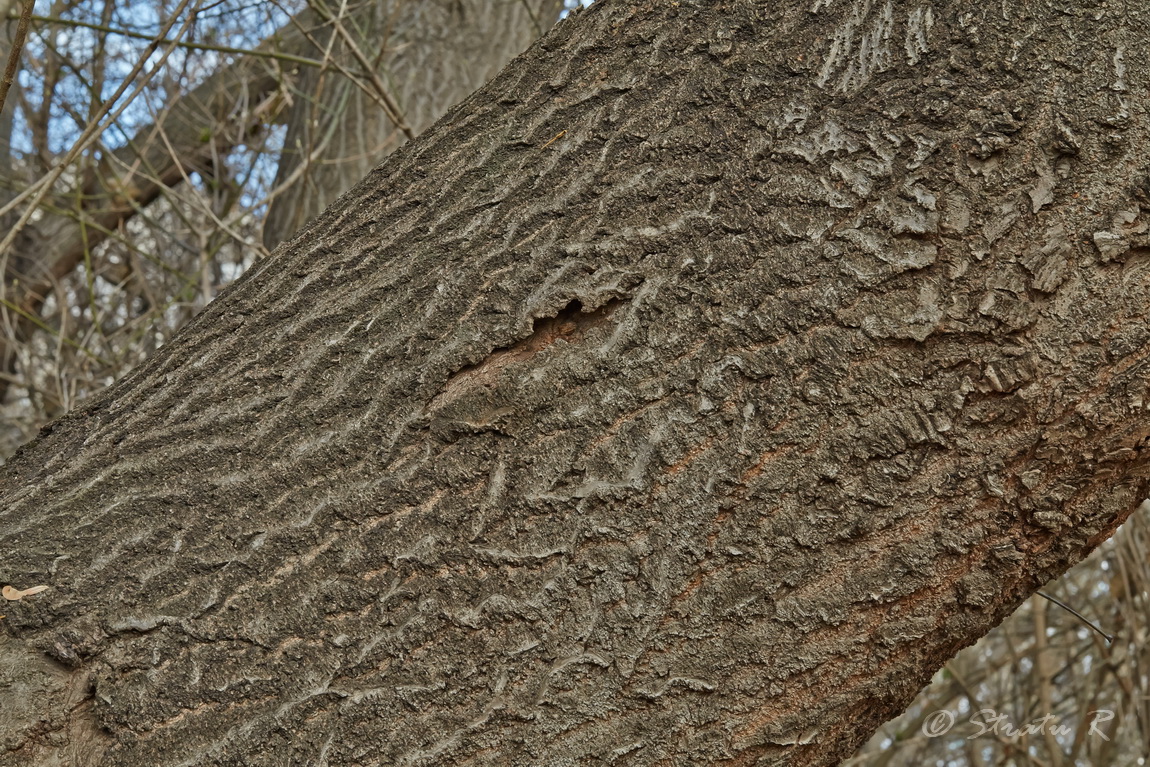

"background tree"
[262, 0, 560, 249]
[2, 1, 1149, 765]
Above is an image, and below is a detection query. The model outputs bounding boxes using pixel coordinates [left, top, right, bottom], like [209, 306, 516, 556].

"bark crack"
[427, 297, 625, 412]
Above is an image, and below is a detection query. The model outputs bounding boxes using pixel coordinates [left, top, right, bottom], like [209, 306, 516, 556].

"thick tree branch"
[2, 2, 1149, 765]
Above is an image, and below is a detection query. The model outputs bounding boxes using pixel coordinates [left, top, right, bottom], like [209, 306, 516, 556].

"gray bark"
[3, 1, 1150, 765]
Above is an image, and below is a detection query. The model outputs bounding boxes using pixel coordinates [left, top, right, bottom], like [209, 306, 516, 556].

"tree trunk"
[3, 1, 1149, 765]
[262, 0, 563, 248]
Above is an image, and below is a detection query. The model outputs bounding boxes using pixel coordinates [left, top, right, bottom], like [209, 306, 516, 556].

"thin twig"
[18, 13, 330, 70]
[305, 0, 413, 141]
[0, 0, 34, 117]
[1037, 591, 1114, 643]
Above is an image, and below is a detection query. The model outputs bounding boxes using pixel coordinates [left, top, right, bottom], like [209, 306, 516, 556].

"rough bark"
[3, 1, 1150, 765]
[263, 0, 563, 248]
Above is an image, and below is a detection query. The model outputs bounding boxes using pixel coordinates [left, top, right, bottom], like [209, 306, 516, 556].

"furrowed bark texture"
[3, 1, 1150, 765]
